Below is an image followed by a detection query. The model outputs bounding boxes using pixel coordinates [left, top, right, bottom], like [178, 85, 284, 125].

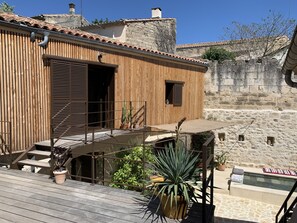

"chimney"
[69, 3, 75, 14]
[151, 8, 162, 18]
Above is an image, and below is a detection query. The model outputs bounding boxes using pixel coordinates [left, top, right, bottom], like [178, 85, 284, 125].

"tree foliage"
[202, 47, 235, 63]
[224, 11, 296, 59]
[92, 18, 109, 25]
[0, 1, 14, 13]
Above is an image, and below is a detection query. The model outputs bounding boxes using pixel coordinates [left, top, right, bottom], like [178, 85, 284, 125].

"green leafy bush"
[110, 146, 154, 190]
[202, 47, 235, 63]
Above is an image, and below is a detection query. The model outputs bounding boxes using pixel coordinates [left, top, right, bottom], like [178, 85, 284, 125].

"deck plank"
[0, 168, 205, 222]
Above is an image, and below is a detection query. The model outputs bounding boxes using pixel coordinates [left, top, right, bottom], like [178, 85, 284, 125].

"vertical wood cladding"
[0, 26, 205, 152]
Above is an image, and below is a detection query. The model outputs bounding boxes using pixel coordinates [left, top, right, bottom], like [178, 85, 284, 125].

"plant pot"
[53, 169, 67, 184]
[150, 175, 164, 183]
[120, 123, 130, 129]
[160, 194, 188, 219]
[217, 164, 226, 171]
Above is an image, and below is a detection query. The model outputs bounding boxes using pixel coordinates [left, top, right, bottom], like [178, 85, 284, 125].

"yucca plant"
[149, 142, 200, 219]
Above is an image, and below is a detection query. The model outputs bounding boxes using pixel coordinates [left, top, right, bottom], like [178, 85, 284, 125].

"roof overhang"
[149, 119, 234, 134]
[0, 13, 208, 70]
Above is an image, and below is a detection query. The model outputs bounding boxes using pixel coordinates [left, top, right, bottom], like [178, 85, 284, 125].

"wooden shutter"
[51, 60, 87, 138]
[51, 60, 71, 138]
[70, 63, 87, 134]
[173, 83, 183, 106]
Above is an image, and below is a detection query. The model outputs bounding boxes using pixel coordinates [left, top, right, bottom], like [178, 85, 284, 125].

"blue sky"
[4, 0, 297, 44]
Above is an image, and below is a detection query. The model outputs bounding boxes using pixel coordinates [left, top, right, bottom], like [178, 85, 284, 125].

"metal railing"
[50, 100, 147, 173]
[276, 180, 297, 223]
[51, 101, 146, 143]
[202, 134, 215, 223]
[0, 121, 12, 166]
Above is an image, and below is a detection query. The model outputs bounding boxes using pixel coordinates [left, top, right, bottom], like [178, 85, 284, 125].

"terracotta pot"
[160, 194, 188, 219]
[53, 169, 67, 184]
[217, 164, 226, 171]
[150, 175, 164, 183]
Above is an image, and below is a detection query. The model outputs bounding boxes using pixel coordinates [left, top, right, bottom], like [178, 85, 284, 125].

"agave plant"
[150, 141, 200, 216]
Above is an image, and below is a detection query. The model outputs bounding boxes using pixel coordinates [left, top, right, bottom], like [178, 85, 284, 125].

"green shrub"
[110, 145, 154, 191]
[202, 47, 235, 63]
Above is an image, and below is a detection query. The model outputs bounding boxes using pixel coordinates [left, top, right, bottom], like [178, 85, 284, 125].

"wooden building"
[0, 13, 207, 154]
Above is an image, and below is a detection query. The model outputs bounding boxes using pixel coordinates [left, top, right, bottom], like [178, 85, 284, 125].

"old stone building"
[203, 59, 297, 169]
[175, 32, 297, 169]
[80, 8, 176, 54]
[32, 3, 89, 28]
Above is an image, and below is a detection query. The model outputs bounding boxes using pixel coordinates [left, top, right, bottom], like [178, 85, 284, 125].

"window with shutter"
[165, 81, 184, 106]
[173, 83, 183, 106]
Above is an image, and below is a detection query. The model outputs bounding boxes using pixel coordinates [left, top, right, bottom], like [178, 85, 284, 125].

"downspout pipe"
[285, 70, 297, 88]
[39, 31, 49, 48]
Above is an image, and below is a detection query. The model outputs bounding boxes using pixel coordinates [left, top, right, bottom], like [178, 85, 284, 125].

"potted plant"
[53, 167, 67, 184]
[120, 101, 132, 129]
[215, 151, 228, 171]
[52, 148, 68, 184]
[149, 142, 200, 219]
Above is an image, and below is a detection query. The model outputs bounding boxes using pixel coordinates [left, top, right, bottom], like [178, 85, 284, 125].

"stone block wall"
[205, 59, 297, 110]
[204, 109, 297, 169]
[203, 58, 297, 169]
[125, 19, 176, 54]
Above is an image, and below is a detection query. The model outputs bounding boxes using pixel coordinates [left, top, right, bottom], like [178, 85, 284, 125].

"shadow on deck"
[0, 168, 217, 223]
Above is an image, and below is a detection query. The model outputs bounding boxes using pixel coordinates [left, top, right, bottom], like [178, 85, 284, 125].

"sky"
[3, 0, 297, 45]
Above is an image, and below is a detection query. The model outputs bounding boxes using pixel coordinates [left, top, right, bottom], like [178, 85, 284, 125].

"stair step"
[27, 150, 51, 157]
[18, 159, 50, 168]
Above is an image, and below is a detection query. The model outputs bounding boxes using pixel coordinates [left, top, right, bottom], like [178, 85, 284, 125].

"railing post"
[85, 101, 87, 144]
[142, 127, 146, 192]
[144, 101, 147, 126]
[202, 143, 207, 223]
[210, 138, 214, 207]
[102, 152, 105, 186]
[8, 121, 12, 167]
[91, 143, 95, 185]
[50, 124, 54, 178]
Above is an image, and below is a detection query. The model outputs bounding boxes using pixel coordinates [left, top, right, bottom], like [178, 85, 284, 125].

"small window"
[218, 133, 225, 141]
[165, 81, 183, 106]
[267, 136, 275, 146]
[238, 135, 245, 141]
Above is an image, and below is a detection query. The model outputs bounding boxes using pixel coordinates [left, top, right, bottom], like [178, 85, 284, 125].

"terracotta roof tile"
[0, 13, 207, 66]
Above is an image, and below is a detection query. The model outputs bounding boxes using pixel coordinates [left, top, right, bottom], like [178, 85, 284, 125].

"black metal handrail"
[50, 101, 147, 173]
[276, 180, 297, 223]
[0, 121, 12, 166]
[202, 134, 215, 223]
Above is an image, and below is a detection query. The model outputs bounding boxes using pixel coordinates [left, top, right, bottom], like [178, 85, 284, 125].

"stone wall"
[204, 109, 297, 169]
[176, 36, 289, 60]
[125, 19, 176, 54]
[205, 59, 297, 110]
[204, 58, 297, 169]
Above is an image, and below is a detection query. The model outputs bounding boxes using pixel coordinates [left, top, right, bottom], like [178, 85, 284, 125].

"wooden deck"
[0, 168, 211, 223]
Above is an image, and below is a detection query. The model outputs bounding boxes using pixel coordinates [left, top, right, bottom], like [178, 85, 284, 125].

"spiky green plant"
[150, 142, 200, 211]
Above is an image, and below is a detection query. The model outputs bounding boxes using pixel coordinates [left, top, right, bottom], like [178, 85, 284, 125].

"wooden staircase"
[11, 143, 52, 173]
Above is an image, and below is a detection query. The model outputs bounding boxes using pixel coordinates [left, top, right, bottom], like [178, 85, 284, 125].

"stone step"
[18, 159, 50, 169]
